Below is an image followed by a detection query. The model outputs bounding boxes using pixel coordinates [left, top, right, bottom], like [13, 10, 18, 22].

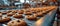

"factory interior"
[0, 0, 60, 26]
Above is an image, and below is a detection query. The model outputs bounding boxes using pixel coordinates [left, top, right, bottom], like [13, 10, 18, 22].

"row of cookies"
[0, 7, 55, 22]
[0, 7, 56, 26]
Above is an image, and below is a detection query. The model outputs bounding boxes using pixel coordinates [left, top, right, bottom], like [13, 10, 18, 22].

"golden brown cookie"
[42, 11, 47, 14]
[0, 16, 11, 23]
[7, 12, 15, 16]
[2, 12, 7, 14]
[37, 12, 43, 17]
[17, 10, 24, 14]
[24, 11, 32, 15]
[25, 15, 37, 20]
[7, 20, 27, 26]
[0, 13, 2, 17]
[11, 10, 17, 13]
[13, 14, 23, 19]
[7, 10, 12, 13]
[33, 13, 38, 17]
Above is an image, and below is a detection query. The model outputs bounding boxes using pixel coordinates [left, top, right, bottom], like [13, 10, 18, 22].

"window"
[2, 0, 10, 5]
[26, 0, 29, 3]
[20, 0, 24, 3]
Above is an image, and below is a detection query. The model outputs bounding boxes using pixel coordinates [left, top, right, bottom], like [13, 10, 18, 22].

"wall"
[0, 0, 4, 5]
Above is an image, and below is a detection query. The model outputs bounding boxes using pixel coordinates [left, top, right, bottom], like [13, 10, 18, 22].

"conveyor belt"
[0, 6, 57, 26]
[35, 8, 57, 26]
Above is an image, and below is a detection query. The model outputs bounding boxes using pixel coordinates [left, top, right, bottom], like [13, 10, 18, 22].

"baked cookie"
[2, 11, 7, 14]
[33, 13, 38, 17]
[13, 14, 23, 19]
[7, 20, 27, 26]
[7, 12, 15, 16]
[7, 10, 12, 13]
[11, 10, 17, 13]
[17, 10, 24, 14]
[25, 15, 37, 20]
[0, 16, 11, 23]
[42, 11, 47, 14]
[0, 13, 2, 17]
[37, 12, 43, 17]
[24, 11, 32, 15]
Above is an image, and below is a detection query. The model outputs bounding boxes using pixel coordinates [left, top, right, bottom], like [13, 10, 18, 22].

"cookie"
[0, 16, 11, 23]
[25, 15, 37, 20]
[13, 14, 23, 19]
[7, 12, 15, 16]
[24, 11, 32, 15]
[7, 20, 27, 26]
[17, 10, 24, 14]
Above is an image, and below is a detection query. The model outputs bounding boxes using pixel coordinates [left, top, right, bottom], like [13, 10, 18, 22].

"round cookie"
[0, 13, 2, 17]
[25, 15, 37, 20]
[7, 20, 27, 26]
[2, 12, 7, 14]
[45, 10, 50, 13]
[24, 11, 32, 15]
[17, 10, 24, 14]
[7, 12, 15, 16]
[42, 11, 47, 14]
[33, 13, 38, 17]
[0, 16, 11, 23]
[11, 10, 17, 13]
[7, 10, 12, 13]
[32, 11, 38, 14]
[13, 14, 23, 19]
[37, 12, 43, 17]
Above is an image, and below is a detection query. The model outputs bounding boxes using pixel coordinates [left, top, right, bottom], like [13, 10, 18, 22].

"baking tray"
[0, 7, 56, 26]
[0, 10, 43, 26]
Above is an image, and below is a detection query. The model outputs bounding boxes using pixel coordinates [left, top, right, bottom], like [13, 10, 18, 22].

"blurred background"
[0, 0, 58, 10]
[0, 0, 60, 26]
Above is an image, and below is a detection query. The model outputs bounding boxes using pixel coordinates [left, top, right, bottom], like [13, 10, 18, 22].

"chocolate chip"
[17, 20, 20, 22]
[5, 17, 7, 18]
[11, 22, 14, 23]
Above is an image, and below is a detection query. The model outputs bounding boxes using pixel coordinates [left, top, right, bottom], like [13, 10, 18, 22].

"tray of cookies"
[0, 7, 56, 26]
